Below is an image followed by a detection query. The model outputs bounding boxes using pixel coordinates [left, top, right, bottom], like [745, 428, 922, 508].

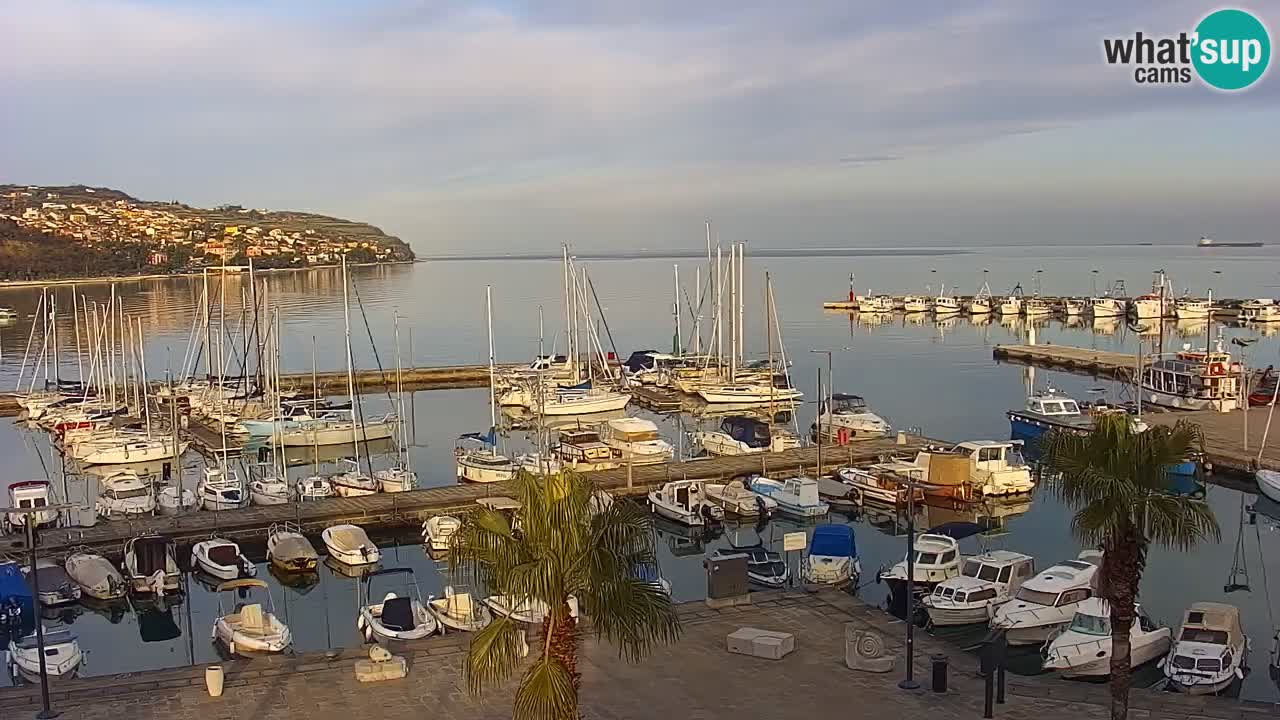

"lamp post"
[1233, 338, 1257, 453]
[884, 470, 931, 691]
[2, 502, 76, 720]
[808, 347, 850, 448]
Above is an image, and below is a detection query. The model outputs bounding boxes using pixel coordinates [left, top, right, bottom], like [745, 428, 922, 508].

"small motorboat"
[834, 466, 921, 506]
[427, 586, 493, 632]
[322, 524, 381, 566]
[648, 479, 724, 527]
[714, 543, 789, 588]
[156, 484, 197, 515]
[1162, 602, 1248, 695]
[484, 594, 578, 625]
[357, 568, 438, 643]
[804, 524, 860, 587]
[95, 471, 156, 518]
[1044, 598, 1172, 678]
[123, 534, 181, 595]
[296, 475, 335, 500]
[703, 479, 775, 517]
[599, 417, 674, 464]
[7, 629, 82, 681]
[198, 465, 246, 511]
[813, 393, 890, 440]
[65, 548, 127, 601]
[191, 537, 256, 581]
[3, 480, 58, 533]
[212, 579, 292, 655]
[421, 515, 462, 553]
[22, 559, 82, 606]
[747, 475, 829, 517]
[0, 561, 34, 635]
[878, 532, 967, 610]
[1256, 469, 1280, 504]
[250, 477, 290, 506]
[922, 550, 1035, 627]
[990, 550, 1103, 646]
[266, 522, 318, 573]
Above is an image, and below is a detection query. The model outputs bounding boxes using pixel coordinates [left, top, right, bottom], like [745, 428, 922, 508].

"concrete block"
[354, 654, 408, 682]
[726, 627, 766, 655]
[751, 631, 795, 660]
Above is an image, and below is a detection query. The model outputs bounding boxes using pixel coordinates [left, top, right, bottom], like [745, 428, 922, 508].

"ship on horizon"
[1197, 235, 1263, 248]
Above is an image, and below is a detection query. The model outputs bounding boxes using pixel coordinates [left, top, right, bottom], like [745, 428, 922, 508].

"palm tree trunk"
[543, 602, 581, 718]
[1104, 532, 1142, 720]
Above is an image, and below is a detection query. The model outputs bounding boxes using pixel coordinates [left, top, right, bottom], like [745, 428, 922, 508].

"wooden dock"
[1145, 406, 1280, 476]
[631, 386, 684, 413]
[6, 436, 930, 559]
[993, 344, 1140, 380]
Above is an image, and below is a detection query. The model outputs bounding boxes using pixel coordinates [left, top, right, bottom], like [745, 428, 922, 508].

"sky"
[2, 0, 1278, 253]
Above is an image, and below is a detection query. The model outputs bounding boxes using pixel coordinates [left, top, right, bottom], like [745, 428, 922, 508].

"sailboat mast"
[50, 295, 59, 384]
[737, 243, 744, 364]
[728, 246, 736, 382]
[562, 246, 572, 371]
[340, 256, 362, 469]
[486, 285, 497, 430]
[694, 267, 701, 355]
[138, 318, 152, 438]
[716, 244, 723, 368]
[72, 287, 84, 385]
[673, 264, 681, 355]
[203, 268, 212, 379]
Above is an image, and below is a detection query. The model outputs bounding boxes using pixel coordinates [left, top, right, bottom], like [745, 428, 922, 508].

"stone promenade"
[2, 590, 1274, 720]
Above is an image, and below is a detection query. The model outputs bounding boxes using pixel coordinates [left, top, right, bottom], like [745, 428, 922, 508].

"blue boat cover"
[809, 524, 856, 558]
[0, 560, 35, 619]
[925, 521, 985, 540]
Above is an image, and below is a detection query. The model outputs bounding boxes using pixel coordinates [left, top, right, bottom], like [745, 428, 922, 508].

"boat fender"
[754, 495, 767, 515]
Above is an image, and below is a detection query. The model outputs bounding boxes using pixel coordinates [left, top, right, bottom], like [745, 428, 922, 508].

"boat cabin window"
[111, 487, 150, 500]
[939, 549, 957, 564]
[1014, 587, 1060, 606]
[997, 565, 1012, 583]
[966, 588, 997, 602]
[1171, 655, 1196, 670]
[916, 551, 939, 565]
[1222, 650, 1233, 668]
[1041, 401, 1064, 414]
[978, 447, 1003, 462]
[1179, 628, 1228, 644]
[1015, 562, 1035, 579]
[1069, 613, 1110, 636]
[1056, 589, 1090, 606]
[1196, 658, 1222, 673]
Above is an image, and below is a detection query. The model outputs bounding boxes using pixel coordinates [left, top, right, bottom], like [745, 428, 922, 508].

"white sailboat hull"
[541, 392, 631, 416]
[279, 420, 396, 447]
[697, 386, 802, 404]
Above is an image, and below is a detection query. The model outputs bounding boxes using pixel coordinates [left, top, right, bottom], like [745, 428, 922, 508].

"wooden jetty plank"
[993, 344, 1140, 380]
[1145, 407, 1280, 476]
[14, 436, 930, 559]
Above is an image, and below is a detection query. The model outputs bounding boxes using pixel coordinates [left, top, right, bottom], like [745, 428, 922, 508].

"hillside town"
[0, 184, 414, 276]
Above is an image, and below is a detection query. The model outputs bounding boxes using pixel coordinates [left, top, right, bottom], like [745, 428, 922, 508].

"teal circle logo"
[1193, 9, 1271, 90]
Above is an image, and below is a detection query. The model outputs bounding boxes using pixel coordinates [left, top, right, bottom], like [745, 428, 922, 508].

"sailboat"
[375, 311, 417, 492]
[456, 286, 517, 484]
[696, 271, 802, 404]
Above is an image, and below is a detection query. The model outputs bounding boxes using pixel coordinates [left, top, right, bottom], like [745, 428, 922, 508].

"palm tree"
[449, 470, 681, 720]
[1039, 414, 1220, 720]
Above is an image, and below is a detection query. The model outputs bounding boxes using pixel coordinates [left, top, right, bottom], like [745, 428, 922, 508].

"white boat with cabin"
[902, 295, 929, 313]
[1175, 297, 1213, 319]
[157, 485, 197, 515]
[857, 294, 894, 313]
[123, 534, 181, 595]
[967, 283, 993, 315]
[198, 465, 246, 511]
[747, 476, 829, 517]
[989, 550, 1102, 645]
[815, 393, 890, 439]
[1162, 602, 1248, 695]
[95, 472, 156, 518]
[923, 550, 1036, 627]
[878, 533, 967, 608]
[7, 630, 82, 681]
[1140, 340, 1240, 413]
[599, 417, 673, 464]
[649, 479, 724, 526]
[4, 480, 57, 532]
[1240, 298, 1280, 323]
[1044, 598, 1172, 678]
[704, 479, 776, 517]
[296, 475, 335, 500]
[692, 416, 799, 456]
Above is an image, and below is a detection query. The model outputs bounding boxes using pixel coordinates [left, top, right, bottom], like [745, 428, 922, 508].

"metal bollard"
[983, 669, 994, 719]
[930, 654, 948, 693]
[996, 665, 1006, 704]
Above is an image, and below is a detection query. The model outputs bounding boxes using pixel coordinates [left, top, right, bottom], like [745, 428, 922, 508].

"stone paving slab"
[3, 590, 1274, 720]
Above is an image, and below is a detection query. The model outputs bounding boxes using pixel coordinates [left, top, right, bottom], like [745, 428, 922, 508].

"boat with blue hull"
[0, 560, 35, 638]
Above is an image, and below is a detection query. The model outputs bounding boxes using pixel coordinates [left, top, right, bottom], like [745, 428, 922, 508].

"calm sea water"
[1, 245, 1279, 700]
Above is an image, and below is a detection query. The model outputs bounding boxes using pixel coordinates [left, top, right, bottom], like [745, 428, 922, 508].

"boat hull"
[279, 421, 396, 447]
[925, 604, 997, 627]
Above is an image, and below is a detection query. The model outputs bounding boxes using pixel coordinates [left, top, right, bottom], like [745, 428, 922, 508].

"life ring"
[836, 427, 851, 445]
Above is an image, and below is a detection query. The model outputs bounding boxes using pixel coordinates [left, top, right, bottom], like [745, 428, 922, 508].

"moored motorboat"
[190, 537, 256, 581]
[358, 568, 438, 643]
[599, 417, 673, 464]
[1241, 298, 1280, 323]
[877, 531, 969, 611]
[922, 550, 1035, 627]
[989, 550, 1102, 645]
[156, 484, 197, 515]
[7, 629, 82, 681]
[250, 476, 290, 506]
[212, 579, 292, 655]
[747, 475, 829, 517]
[421, 515, 462, 553]
[22, 559, 81, 607]
[266, 522, 319, 573]
[813, 393, 890, 440]
[483, 594, 578, 625]
[1162, 602, 1248, 695]
[322, 524, 381, 566]
[4, 480, 58, 532]
[374, 466, 416, 492]
[704, 479, 775, 517]
[648, 479, 724, 527]
[713, 543, 789, 588]
[95, 471, 157, 519]
[692, 416, 799, 456]
[296, 475, 335, 500]
[1140, 339, 1240, 412]
[197, 465, 246, 511]
[123, 534, 181, 595]
[803, 524, 860, 587]
[332, 459, 380, 497]
[428, 586, 493, 632]
[1044, 598, 1171, 678]
[65, 548, 127, 601]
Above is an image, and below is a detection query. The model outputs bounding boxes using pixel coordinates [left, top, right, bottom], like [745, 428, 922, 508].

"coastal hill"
[0, 184, 414, 281]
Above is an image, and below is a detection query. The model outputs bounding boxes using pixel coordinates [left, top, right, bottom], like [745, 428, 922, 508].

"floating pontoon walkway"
[993, 344, 1140, 379]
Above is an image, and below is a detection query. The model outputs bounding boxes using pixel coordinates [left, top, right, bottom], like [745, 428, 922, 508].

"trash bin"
[930, 654, 948, 693]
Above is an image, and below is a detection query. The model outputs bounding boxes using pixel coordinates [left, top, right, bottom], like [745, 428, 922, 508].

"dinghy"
[484, 595, 579, 624]
[22, 559, 81, 606]
[122, 534, 181, 595]
[7, 629, 82, 681]
[357, 568, 438, 643]
[421, 515, 462, 553]
[212, 579, 292, 655]
[191, 537, 256, 581]
[64, 548, 127, 601]
[322, 524, 381, 566]
[266, 522, 318, 573]
[427, 586, 492, 632]
[1044, 598, 1171, 678]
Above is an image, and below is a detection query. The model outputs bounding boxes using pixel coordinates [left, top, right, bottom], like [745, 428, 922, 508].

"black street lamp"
[883, 469, 931, 691]
[3, 502, 77, 720]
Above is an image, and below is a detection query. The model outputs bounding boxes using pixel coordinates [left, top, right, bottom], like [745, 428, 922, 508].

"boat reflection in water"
[133, 596, 183, 644]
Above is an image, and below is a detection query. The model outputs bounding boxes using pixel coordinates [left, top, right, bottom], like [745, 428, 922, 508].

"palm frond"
[513, 653, 577, 720]
[581, 576, 682, 661]
[463, 614, 526, 695]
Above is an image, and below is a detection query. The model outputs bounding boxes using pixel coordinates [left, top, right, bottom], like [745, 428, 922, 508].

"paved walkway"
[3, 590, 1274, 720]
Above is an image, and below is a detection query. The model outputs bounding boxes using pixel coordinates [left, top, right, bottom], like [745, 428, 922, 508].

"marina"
[2, 247, 1280, 703]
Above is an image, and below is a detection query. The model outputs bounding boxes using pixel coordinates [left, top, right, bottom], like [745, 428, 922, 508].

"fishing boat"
[197, 465, 246, 511]
[599, 417, 673, 464]
[428, 586, 493, 632]
[833, 466, 922, 506]
[1022, 297, 1053, 317]
[996, 288, 1023, 316]
[813, 393, 890, 440]
[1162, 602, 1248, 695]
[421, 515, 462, 553]
[1175, 297, 1213, 319]
[1140, 339, 1240, 412]
[322, 524, 381, 566]
[902, 295, 929, 313]
[1043, 599, 1171, 678]
[703, 479, 776, 517]
[65, 548, 127, 601]
[967, 283, 993, 315]
[266, 522, 318, 573]
[713, 543, 789, 588]
[649, 479, 724, 526]
[22, 559, 81, 607]
[212, 579, 292, 655]
[358, 568, 439, 643]
[296, 475, 335, 500]
[1089, 280, 1127, 318]
[692, 416, 799, 456]
[989, 550, 1102, 645]
[803, 524, 860, 586]
[932, 287, 961, 316]
[95, 471, 157, 518]
[190, 537, 256, 581]
[123, 534, 181, 595]
[857, 294, 894, 313]
[1131, 271, 1174, 319]
[922, 550, 1035, 627]
[156, 484, 197, 515]
[3, 480, 57, 532]
[1241, 298, 1280, 323]
[1061, 298, 1085, 316]
[747, 476, 829, 517]
[7, 630, 82, 681]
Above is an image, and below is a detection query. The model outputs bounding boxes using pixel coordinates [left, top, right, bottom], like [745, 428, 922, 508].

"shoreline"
[0, 259, 418, 290]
